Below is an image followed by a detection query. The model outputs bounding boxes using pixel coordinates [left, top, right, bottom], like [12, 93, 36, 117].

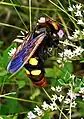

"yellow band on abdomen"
[31, 70, 41, 75]
[29, 58, 38, 66]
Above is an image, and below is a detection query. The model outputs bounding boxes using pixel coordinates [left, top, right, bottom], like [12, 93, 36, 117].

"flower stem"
[29, 0, 32, 32]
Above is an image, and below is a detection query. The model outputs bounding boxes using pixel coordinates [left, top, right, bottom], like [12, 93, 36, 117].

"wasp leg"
[13, 38, 23, 43]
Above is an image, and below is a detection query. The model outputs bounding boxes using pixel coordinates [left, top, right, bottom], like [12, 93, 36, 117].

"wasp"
[7, 17, 63, 87]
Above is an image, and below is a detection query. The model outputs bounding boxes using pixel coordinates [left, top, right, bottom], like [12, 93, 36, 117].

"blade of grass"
[0, 2, 58, 11]
[10, 0, 28, 31]
[58, 13, 70, 36]
[48, 0, 76, 21]
[29, 0, 32, 32]
[0, 95, 41, 104]
[68, 0, 71, 6]
[44, 13, 74, 32]
[0, 22, 26, 32]
[48, 0, 80, 30]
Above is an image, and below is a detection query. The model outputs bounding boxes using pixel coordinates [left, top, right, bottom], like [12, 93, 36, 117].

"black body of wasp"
[7, 17, 63, 87]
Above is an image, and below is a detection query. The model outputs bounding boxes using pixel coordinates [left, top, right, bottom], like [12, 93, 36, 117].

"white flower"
[59, 49, 74, 59]
[64, 49, 71, 56]
[64, 98, 71, 104]
[72, 5, 76, 9]
[63, 57, 67, 61]
[58, 52, 64, 58]
[73, 29, 80, 35]
[67, 52, 73, 59]
[77, 20, 84, 25]
[67, 90, 76, 100]
[68, 6, 73, 11]
[81, 29, 84, 35]
[38, 17, 46, 23]
[56, 86, 62, 92]
[74, 10, 82, 17]
[72, 29, 80, 39]
[68, 35, 74, 40]
[58, 95, 64, 102]
[72, 47, 84, 57]
[82, 95, 84, 100]
[27, 111, 37, 119]
[51, 94, 58, 102]
[8, 47, 16, 57]
[64, 49, 73, 59]
[64, 39, 69, 44]
[57, 59, 62, 63]
[49, 102, 57, 111]
[72, 34, 78, 39]
[79, 87, 84, 94]
[75, 47, 84, 55]
[57, 30, 64, 38]
[73, 50, 78, 57]
[71, 101, 77, 108]
[76, 4, 82, 10]
[41, 101, 49, 110]
[51, 86, 55, 91]
[34, 105, 43, 116]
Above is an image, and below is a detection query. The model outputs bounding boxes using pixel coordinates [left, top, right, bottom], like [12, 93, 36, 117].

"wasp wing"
[7, 33, 46, 73]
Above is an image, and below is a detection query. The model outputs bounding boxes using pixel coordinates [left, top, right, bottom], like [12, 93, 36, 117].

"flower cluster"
[79, 87, 84, 100]
[59, 4, 84, 61]
[68, 3, 84, 25]
[27, 85, 79, 119]
[68, 3, 84, 41]
[58, 46, 84, 60]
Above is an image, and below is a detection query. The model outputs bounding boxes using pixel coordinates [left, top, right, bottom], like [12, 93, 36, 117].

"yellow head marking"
[29, 58, 38, 66]
[31, 70, 41, 75]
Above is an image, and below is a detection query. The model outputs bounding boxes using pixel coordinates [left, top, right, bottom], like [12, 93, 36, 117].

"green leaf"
[4, 95, 25, 114]
[1, 116, 12, 119]
[0, 70, 8, 76]
[17, 80, 26, 89]
[0, 40, 3, 48]
[74, 87, 80, 92]
[42, 112, 51, 119]
[30, 89, 40, 100]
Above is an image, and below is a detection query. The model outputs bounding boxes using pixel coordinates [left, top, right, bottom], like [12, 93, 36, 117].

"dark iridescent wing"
[7, 33, 46, 73]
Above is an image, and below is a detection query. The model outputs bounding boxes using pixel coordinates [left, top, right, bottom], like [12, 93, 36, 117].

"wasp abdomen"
[24, 57, 47, 87]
